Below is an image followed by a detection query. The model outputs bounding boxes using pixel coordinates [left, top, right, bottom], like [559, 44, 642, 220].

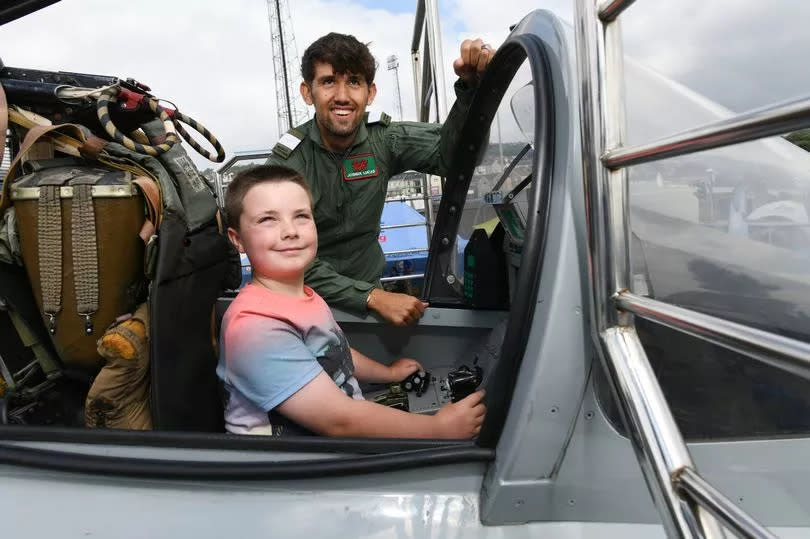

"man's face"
[301, 61, 377, 150]
[228, 181, 317, 284]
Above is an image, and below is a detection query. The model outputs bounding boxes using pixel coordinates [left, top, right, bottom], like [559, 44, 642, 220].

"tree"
[785, 129, 810, 152]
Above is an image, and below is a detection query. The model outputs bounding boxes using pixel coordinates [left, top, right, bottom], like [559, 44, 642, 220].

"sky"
[0, 0, 808, 170]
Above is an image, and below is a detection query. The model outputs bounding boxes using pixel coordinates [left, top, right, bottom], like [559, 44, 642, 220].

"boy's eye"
[259, 215, 277, 223]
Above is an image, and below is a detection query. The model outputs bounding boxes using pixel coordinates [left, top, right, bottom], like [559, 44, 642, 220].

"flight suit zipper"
[327, 148, 352, 239]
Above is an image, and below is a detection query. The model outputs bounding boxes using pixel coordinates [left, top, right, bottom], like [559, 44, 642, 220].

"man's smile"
[331, 107, 354, 117]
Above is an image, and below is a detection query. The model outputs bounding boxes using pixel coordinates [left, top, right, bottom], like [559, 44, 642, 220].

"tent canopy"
[379, 202, 429, 262]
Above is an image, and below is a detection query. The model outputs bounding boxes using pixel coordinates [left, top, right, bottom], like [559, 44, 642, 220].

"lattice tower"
[267, 0, 309, 136]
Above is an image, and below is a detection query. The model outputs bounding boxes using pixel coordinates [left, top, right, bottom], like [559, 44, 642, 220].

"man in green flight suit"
[266, 32, 494, 326]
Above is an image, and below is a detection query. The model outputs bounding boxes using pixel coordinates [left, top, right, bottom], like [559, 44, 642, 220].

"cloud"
[0, 0, 550, 167]
[288, 0, 417, 124]
[1, 0, 276, 169]
[0, 0, 418, 169]
[4, 0, 806, 171]
[620, 0, 810, 113]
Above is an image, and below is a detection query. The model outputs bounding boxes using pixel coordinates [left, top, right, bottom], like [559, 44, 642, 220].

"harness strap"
[1, 123, 88, 214]
[215, 209, 224, 233]
[133, 176, 162, 231]
[0, 83, 7, 171]
[78, 135, 108, 161]
[38, 185, 62, 334]
[71, 181, 99, 335]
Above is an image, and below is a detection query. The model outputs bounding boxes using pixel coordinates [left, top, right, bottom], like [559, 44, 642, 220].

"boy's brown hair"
[224, 165, 312, 231]
[301, 32, 377, 85]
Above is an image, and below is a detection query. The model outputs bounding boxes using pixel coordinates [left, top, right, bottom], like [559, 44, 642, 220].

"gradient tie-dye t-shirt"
[217, 283, 363, 435]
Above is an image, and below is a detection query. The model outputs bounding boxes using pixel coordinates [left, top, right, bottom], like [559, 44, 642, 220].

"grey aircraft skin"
[2, 2, 810, 538]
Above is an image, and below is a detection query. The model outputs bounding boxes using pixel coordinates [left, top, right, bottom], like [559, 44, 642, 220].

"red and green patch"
[343, 154, 379, 180]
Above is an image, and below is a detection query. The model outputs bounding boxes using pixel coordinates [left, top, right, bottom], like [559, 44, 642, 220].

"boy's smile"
[229, 181, 317, 294]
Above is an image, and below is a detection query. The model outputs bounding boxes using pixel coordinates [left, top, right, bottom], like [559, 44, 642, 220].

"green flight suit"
[267, 80, 475, 312]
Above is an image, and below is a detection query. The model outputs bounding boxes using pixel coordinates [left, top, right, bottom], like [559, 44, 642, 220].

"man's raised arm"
[388, 38, 496, 177]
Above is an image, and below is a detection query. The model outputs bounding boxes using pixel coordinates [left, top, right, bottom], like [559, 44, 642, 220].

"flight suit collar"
[307, 114, 370, 154]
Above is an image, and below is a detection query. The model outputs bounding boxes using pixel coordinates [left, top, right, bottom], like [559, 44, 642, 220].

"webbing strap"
[0, 83, 7, 171]
[1, 123, 88, 214]
[71, 183, 98, 335]
[38, 185, 62, 334]
[133, 176, 161, 245]
[133, 176, 161, 229]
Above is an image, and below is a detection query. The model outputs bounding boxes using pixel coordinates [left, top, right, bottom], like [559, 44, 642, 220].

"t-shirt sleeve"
[222, 314, 323, 411]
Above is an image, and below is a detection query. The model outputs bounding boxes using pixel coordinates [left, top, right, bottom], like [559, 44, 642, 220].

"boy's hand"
[367, 288, 428, 326]
[387, 358, 423, 382]
[434, 390, 486, 439]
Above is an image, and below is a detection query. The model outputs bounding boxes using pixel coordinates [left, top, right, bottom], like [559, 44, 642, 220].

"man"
[266, 32, 494, 326]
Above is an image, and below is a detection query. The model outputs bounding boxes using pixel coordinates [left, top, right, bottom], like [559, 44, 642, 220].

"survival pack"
[0, 63, 240, 432]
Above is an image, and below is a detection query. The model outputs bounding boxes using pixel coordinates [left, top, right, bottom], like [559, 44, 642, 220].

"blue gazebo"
[379, 202, 429, 279]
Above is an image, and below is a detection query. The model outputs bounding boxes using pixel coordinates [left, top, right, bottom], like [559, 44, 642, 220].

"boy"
[218, 165, 486, 438]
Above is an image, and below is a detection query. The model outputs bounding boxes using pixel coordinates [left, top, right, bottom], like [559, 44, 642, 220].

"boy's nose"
[280, 220, 300, 238]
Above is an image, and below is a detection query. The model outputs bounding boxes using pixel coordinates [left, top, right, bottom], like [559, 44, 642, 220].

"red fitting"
[117, 88, 147, 111]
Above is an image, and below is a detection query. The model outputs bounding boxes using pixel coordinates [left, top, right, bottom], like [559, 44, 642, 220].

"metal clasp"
[46, 313, 57, 335]
[80, 313, 93, 335]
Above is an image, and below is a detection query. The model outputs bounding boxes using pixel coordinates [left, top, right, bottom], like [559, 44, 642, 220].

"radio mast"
[267, 0, 309, 136]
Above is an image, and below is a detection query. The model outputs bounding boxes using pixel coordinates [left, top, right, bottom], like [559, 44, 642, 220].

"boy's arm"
[276, 372, 486, 439]
[350, 348, 422, 384]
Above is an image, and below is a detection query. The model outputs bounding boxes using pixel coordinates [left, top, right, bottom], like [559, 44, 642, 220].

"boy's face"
[301, 61, 377, 149]
[228, 181, 317, 283]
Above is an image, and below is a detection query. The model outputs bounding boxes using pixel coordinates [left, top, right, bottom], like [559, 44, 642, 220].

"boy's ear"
[227, 227, 246, 253]
[300, 82, 313, 105]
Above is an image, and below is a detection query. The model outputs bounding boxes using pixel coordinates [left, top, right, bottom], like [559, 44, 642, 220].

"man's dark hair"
[224, 164, 312, 230]
[301, 32, 377, 85]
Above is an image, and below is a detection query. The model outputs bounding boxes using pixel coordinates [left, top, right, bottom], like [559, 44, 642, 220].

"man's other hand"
[367, 288, 428, 327]
[453, 38, 495, 86]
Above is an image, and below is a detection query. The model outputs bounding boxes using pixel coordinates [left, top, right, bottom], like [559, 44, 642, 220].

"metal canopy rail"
[603, 95, 810, 169]
[616, 292, 810, 382]
[676, 468, 778, 539]
[575, 0, 781, 536]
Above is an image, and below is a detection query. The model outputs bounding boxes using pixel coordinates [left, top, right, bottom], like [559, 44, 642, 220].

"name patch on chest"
[343, 154, 379, 181]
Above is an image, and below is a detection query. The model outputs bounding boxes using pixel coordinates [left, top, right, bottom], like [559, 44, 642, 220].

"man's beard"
[321, 114, 361, 138]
